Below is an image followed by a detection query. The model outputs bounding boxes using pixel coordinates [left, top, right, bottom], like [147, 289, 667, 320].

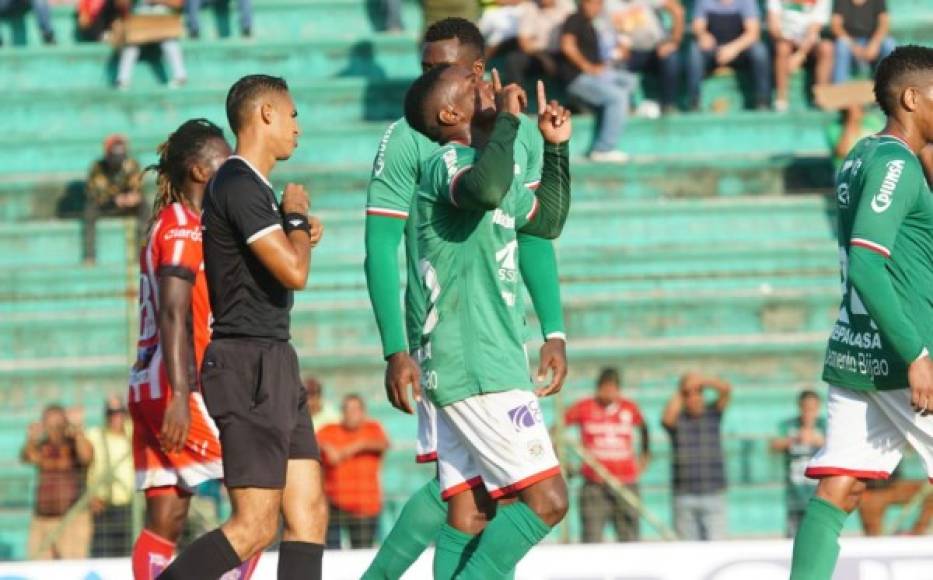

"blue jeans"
[0, 0, 54, 37]
[186, 0, 253, 34]
[833, 36, 896, 83]
[566, 69, 634, 154]
[687, 40, 771, 108]
[627, 47, 682, 109]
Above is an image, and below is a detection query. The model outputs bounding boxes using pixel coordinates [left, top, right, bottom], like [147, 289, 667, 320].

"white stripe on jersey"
[171, 239, 184, 265]
[172, 202, 187, 226]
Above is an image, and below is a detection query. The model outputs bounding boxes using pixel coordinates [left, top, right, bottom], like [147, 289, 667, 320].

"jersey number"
[838, 246, 872, 325]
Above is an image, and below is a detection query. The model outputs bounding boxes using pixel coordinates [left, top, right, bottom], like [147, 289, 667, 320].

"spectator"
[560, 0, 636, 162]
[478, 0, 524, 56]
[114, 0, 187, 89]
[77, 0, 119, 41]
[686, 0, 771, 110]
[382, 0, 404, 32]
[661, 372, 731, 541]
[826, 102, 884, 167]
[770, 390, 826, 537]
[305, 376, 340, 432]
[86, 396, 134, 557]
[21, 404, 94, 560]
[564, 367, 650, 542]
[318, 395, 390, 549]
[502, 0, 574, 87]
[0, 0, 55, 45]
[185, 0, 253, 38]
[768, 0, 833, 112]
[83, 134, 146, 264]
[830, 0, 894, 83]
[606, 0, 685, 114]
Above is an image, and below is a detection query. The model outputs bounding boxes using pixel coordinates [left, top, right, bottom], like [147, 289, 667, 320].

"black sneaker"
[189, 29, 200, 39]
[42, 31, 56, 45]
[242, 27, 252, 38]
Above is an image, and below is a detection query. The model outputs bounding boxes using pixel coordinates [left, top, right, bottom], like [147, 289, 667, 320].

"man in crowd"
[318, 395, 390, 549]
[662, 372, 731, 541]
[830, 0, 895, 83]
[502, 0, 574, 87]
[305, 376, 340, 432]
[83, 134, 146, 264]
[767, 0, 833, 112]
[564, 367, 650, 542]
[21, 404, 94, 559]
[560, 0, 635, 162]
[185, 0, 253, 38]
[770, 390, 826, 537]
[608, 0, 685, 114]
[0, 0, 55, 45]
[686, 0, 771, 110]
[86, 396, 134, 557]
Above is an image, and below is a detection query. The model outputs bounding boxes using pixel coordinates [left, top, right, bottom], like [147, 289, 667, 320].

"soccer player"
[789, 45, 933, 580]
[405, 64, 572, 578]
[128, 118, 260, 580]
[363, 17, 567, 580]
[159, 75, 327, 580]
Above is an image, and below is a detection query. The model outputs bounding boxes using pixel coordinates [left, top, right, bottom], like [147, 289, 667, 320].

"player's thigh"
[281, 458, 328, 542]
[873, 388, 933, 481]
[447, 484, 497, 535]
[807, 385, 906, 480]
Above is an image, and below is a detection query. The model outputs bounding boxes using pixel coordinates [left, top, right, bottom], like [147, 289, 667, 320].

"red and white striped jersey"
[130, 203, 211, 403]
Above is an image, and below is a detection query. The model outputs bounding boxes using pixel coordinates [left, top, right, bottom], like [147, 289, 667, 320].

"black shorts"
[200, 338, 319, 488]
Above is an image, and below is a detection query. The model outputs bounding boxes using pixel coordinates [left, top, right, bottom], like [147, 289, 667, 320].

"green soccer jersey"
[778, 416, 826, 511]
[365, 116, 544, 351]
[822, 134, 933, 391]
[415, 142, 542, 407]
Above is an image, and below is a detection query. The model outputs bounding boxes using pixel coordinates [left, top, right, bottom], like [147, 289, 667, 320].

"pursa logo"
[871, 159, 905, 213]
[507, 401, 542, 431]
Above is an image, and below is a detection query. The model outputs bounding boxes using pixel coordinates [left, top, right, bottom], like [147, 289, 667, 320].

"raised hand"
[492, 68, 528, 116]
[536, 80, 572, 144]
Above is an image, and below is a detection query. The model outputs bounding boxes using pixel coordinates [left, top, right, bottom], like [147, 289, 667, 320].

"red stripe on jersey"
[851, 238, 891, 258]
[366, 208, 409, 220]
[804, 467, 891, 480]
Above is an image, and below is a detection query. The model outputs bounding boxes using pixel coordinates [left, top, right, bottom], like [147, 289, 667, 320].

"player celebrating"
[160, 75, 327, 580]
[128, 119, 261, 580]
[363, 17, 567, 580]
[790, 45, 933, 580]
[405, 65, 572, 578]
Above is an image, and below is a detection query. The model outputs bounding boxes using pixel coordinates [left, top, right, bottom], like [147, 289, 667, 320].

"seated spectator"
[564, 368, 650, 543]
[185, 0, 253, 38]
[305, 376, 340, 432]
[830, 0, 894, 83]
[686, 0, 771, 110]
[770, 390, 825, 537]
[502, 0, 574, 87]
[318, 395, 389, 549]
[114, 0, 187, 89]
[478, 0, 524, 56]
[77, 0, 118, 41]
[83, 134, 146, 263]
[606, 0, 684, 114]
[560, 0, 636, 162]
[21, 404, 94, 560]
[382, 0, 404, 32]
[0, 0, 55, 45]
[86, 396, 134, 558]
[768, 0, 833, 112]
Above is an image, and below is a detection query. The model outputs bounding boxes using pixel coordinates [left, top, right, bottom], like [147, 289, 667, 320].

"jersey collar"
[226, 155, 274, 190]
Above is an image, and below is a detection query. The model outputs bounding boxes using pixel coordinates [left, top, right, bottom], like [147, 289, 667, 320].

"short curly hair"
[874, 45, 933, 116]
[404, 63, 453, 142]
[423, 17, 485, 60]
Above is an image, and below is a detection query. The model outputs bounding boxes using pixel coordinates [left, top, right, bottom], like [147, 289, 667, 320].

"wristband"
[284, 213, 311, 234]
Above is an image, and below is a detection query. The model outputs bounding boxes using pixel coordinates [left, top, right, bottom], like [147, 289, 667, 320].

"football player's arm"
[158, 274, 195, 453]
[518, 234, 565, 341]
[848, 154, 925, 364]
[519, 141, 571, 239]
[450, 113, 520, 210]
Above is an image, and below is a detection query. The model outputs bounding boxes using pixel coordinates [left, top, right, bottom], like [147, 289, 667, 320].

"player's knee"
[524, 478, 569, 527]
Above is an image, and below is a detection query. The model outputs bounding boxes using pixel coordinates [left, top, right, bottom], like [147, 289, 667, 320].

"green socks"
[433, 502, 551, 580]
[362, 477, 448, 580]
[790, 497, 849, 580]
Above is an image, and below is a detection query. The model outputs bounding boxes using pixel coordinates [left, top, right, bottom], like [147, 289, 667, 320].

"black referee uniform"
[200, 155, 318, 489]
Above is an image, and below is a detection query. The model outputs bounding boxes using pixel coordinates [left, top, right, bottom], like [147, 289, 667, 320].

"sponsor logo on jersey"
[443, 148, 459, 180]
[508, 401, 542, 431]
[373, 120, 400, 178]
[830, 323, 883, 350]
[871, 159, 905, 213]
[836, 183, 850, 207]
[163, 226, 202, 242]
[527, 440, 544, 458]
[492, 209, 516, 229]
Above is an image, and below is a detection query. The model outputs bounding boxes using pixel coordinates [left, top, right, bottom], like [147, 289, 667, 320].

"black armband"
[283, 213, 311, 235]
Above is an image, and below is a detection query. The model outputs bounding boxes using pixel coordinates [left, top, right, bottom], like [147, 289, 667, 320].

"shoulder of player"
[212, 157, 270, 196]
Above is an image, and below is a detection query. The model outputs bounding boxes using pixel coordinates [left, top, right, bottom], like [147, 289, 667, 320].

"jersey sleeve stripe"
[525, 180, 541, 190]
[851, 238, 891, 258]
[366, 207, 409, 219]
[171, 239, 185, 265]
[448, 164, 473, 207]
[545, 331, 567, 341]
[246, 223, 283, 245]
[171, 203, 187, 226]
[526, 197, 540, 221]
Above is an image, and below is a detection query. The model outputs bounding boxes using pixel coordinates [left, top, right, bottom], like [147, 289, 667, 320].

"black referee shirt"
[202, 156, 292, 340]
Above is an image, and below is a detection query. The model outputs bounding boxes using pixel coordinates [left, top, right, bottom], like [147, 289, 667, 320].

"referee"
[160, 75, 327, 580]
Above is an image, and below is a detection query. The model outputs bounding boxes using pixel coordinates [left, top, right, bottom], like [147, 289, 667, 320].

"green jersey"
[822, 134, 933, 391]
[416, 143, 542, 406]
[365, 116, 545, 351]
[778, 416, 826, 511]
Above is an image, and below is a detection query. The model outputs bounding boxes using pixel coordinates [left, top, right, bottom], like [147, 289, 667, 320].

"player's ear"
[260, 101, 275, 126]
[190, 162, 210, 184]
[438, 105, 459, 127]
[472, 60, 484, 77]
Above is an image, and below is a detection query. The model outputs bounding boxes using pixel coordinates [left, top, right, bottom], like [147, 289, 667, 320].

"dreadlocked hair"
[146, 118, 226, 232]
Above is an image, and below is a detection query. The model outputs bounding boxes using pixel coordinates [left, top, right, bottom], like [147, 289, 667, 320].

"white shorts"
[436, 389, 562, 500]
[416, 395, 438, 463]
[806, 385, 933, 482]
